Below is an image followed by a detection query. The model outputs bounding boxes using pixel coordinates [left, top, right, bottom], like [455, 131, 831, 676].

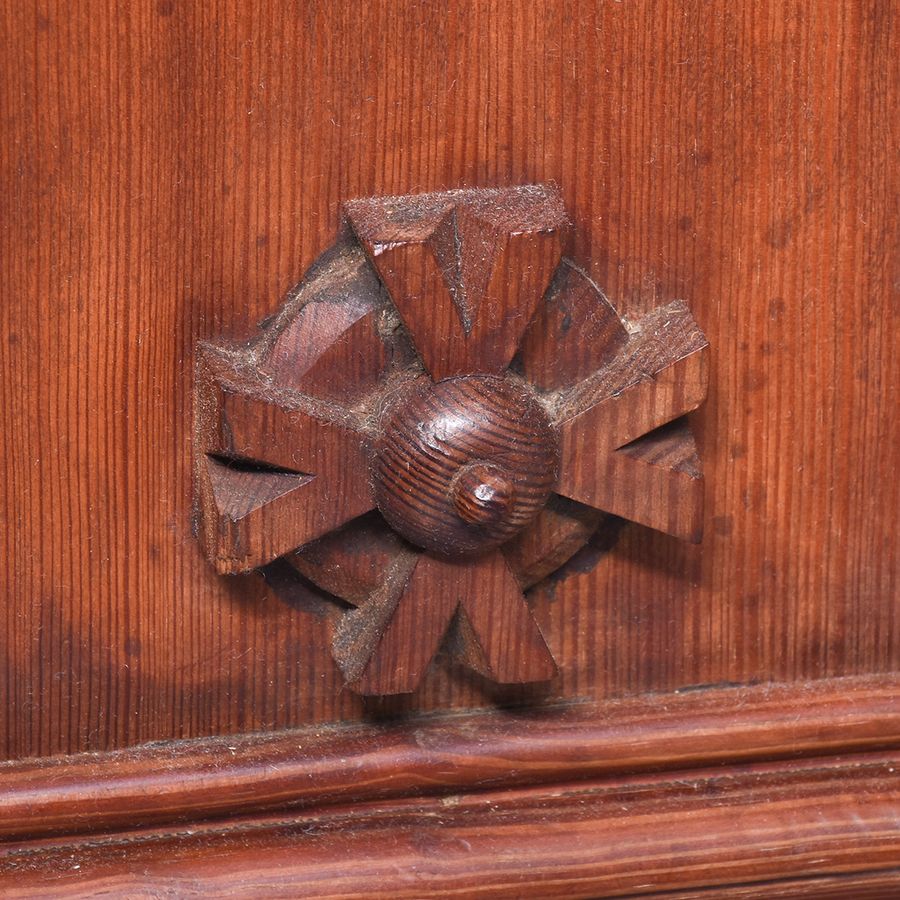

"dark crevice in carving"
[206, 452, 310, 477]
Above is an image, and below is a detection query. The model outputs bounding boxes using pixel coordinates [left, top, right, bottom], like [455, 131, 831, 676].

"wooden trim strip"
[0, 674, 897, 841]
[643, 870, 900, 900]
[2, 752, 898, 898]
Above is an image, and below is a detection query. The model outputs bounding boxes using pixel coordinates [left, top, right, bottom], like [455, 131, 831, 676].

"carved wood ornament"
[194, 185, 709, 695]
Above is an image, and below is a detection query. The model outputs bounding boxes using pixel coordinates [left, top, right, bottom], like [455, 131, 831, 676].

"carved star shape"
[195, 185, 709, 695]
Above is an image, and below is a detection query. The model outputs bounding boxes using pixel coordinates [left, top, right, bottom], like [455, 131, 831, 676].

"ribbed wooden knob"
[373, 376, 559, 557]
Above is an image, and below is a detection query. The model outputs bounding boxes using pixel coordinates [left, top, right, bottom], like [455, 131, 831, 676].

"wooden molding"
[2, 751, 898, 897]
[0, 675, 896, 843]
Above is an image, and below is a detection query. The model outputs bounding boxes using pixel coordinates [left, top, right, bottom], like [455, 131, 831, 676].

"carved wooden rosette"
[194, 185, 709, 696]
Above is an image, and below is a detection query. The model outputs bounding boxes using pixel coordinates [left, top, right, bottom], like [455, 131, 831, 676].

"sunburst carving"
[194, 185, 709, 695]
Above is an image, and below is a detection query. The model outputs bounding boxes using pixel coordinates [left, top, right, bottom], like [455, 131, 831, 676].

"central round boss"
[372, 376, 559, 556]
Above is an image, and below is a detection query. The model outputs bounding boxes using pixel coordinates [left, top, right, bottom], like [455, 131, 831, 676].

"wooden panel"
[0, 1, 897, 758]
[2, 753, 899, 898]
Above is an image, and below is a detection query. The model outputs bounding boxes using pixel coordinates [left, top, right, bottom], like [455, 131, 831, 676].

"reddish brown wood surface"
[1, 0, 898, 755]
[2, 752, 898, 898]
[194, 184, 707, 696]
[372, 373, 560, 556]
[552, 298, 708, 540]
[195, 345, 377, 572]
[0, 675, 894, 843]
[346, 185, 568, 381]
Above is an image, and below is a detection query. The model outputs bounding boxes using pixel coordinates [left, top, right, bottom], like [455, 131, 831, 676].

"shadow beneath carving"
[616, 525, 706, 588]
[260, 558, 346, 620]
[529, 515, 628, 595]
[534, 514, 706, 595]
[355, 670, 559, 724]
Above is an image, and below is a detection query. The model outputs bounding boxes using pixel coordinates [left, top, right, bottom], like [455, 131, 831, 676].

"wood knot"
[452, 463, 515, 527]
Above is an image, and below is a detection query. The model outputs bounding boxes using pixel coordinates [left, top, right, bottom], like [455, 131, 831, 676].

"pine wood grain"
[0, 0, 897, 757]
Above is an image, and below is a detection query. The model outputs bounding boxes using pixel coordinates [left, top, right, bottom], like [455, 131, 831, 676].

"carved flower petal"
[345, 185, 566, 380]
[557, 419, 705, 542]
[337, 550, 555, 695]
[195, 350, 375, 573]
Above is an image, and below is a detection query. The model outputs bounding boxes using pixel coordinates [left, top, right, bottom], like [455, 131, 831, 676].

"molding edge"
[0, 674, 897, 841]
[1, 751, 898, 897]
